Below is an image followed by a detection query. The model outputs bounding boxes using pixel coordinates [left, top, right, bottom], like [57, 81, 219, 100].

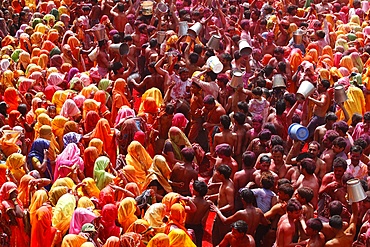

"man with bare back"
[306, 80, 331, 139]
[207, 165, 235, 246]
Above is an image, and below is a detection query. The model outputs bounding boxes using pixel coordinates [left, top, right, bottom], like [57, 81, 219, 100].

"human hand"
[210, 203, 218, 212]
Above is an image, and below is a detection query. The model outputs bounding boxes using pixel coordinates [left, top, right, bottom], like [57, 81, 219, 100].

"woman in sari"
[63, 120, 79, 135]
[51, 115, 68, 149]
[125, 141, 153, 190]
[339, 55, 354, 72]
[39, 125, 60, 162]
[0, 182, 29, 247]
[52, 193, 76, 235]
[111, 78, 130, 124]
[4, 87, 19, 113]
[30, 205, 56, 247]
[168, 229, 195, 247]
[60, 99, 81, 120]
[142, 155, 172, 200]
[76, 177, 100, 199]
[94, 90, 112, 124]
[118, 197, 138, 232]
[163, 127, 192, 168]
[49, 186, 68, 206]
[93, 156, 115, 190]
[5, 153, 27, 183]
[165, 203, 188, 234]
[84, 111, 100, 134]
[90, 119, 117, 166]
[144, 203, 166, 234]
[89, 138, 104, 155]
[29, 189, 48, 225]
[99, 204, 122, 243]
[115, 105, 136, 127]
[27, 138, 52, 187]
[118, 118, 139, 154]
[69, 208, 97, 234]
[147, 233, 170, 247]
[17, 173, 41, 208]
[126, 219, 154, 243]
[82, 99, 100, 119]
[54, 143, 84, 182]
[83, 146, 99, 178]
[34, 113, 51, 139]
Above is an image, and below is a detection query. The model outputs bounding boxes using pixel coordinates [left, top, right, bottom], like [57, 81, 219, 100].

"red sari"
[0, 182, 29, 247]
[30, 205, 56, 247]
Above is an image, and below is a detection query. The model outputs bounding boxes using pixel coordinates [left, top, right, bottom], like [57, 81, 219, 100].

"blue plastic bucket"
[288, 123, 309, 141]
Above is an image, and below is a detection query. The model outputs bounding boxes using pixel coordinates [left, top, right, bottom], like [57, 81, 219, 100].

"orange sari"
[111, 79, 130, 124]
[3, 87, 19, 113]
[30, 205, 56, 247]
[90, 119, 117, 166]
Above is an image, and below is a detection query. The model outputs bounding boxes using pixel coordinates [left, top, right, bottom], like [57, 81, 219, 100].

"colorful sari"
[125, 141, 153, 189]
[147, 233, 170, 247]
[52, 115, 68, 148]
[84, 111, 100, 134]
[165, 203, 187, 234]
[144, 203, 166, 233]
[17, 174, 37, 208]
[82, 99, 100, 119]
[111, 78, 130, 124]
[34, 113, 52, 140]
[0, 130, 21, 157]
[118, 197, 138, 232]
[5, 153, 26, 183]
[54, 143, 84, 181]
[168, 229, 196, 247]
[142, 155, 172, 193]
[83, 147, 99, 178]
[3, 87, 19, 113]
[90, 119, 117, 166]
[165, 127, 192, 162]
[52, 193, 76, 235]
[76, 177, 100, 198]
[0, 182, 29, 247]
[29, 189, 48, 225]
[30, 205, 56, 247]
[99, 204, 121, 243]
[69, 208, 97, 234]
[89, 138, 104, 155]
[93, 156, 115, 190]
[63, 121, 79, 135]
[60, 99, 81, 119]
[27, 139, 52, 183]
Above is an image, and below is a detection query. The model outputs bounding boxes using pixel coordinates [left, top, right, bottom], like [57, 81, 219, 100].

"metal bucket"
[347, 179, 367, 202]
[178, 21, 188, 37]
[229, 70, 243, 88]
[188, 22, 202, 38]
[156, 2, 168, 14]
[288, 123, 309, 141]
[272, 74, 286, 89]
[334, 84, 348, 103]
[88, 47, 98, 61]
[157, 31, 166, 44]
[92, 24, 106, 41]
[238, 40, 252, 56]
[109, 43, 129, 55]
[142, 1, 154, 15]
[206, 35, 221, 50]
[206, 56, 223, 74]
[296, 80, 315, 101]
[293, 29, 304, 45]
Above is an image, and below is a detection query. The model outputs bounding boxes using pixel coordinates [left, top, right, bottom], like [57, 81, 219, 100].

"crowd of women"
[3, 0, 370, 245]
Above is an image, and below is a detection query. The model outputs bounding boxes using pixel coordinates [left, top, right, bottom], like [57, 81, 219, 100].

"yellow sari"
[29, 190, 48, 225]
[52, 193, 76, 235]
[118, 197, 138, 232]
[142, 155, 172, 193]
[125, 141, 153, 189]
[5, 153, 26, 182]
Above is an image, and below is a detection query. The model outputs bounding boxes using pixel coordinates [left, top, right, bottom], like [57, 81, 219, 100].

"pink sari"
[54, 143, 84, 181]
[69, 208, 97, 234]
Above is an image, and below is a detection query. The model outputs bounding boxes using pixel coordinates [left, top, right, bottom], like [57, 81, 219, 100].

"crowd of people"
[2, 0, 370, 245]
